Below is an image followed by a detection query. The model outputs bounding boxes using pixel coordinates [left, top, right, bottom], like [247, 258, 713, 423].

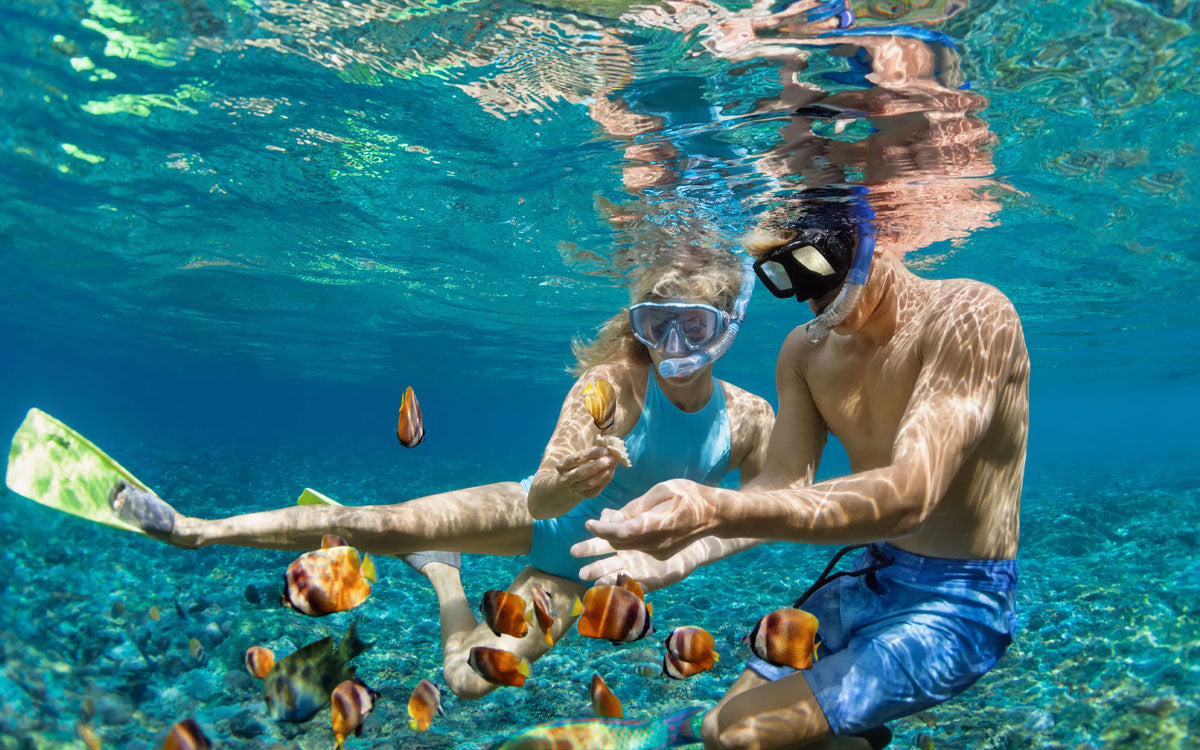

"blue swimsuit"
[523, 372, 731, 582]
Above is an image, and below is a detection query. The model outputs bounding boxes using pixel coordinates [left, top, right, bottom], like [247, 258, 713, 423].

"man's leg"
[156, 481, 535, 554]
[440, 566, 586, 700]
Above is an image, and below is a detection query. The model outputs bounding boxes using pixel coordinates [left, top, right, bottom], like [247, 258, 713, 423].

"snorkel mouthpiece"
[658, 263, 756, 378]
[804, 194, 876, 343]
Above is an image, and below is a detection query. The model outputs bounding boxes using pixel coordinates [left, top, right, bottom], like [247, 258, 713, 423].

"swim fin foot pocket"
[109, 480, 176, 535]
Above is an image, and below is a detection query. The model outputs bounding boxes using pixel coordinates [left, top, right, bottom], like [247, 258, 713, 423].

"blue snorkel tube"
[658, 261, 756, 379]
[804, 195, 876, 342]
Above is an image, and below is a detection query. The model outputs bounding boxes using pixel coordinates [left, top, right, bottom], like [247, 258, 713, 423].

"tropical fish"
[480, 590, 533, 639]
[529, 583, 557, 646]
[747, 608, 819, 670]
[467, 646, 531, 687]
[244, 646, 275, 679]
[331, 678, 380, 750]
[187, 638, 204, 662]
[583, 380, 617, 431]
[322, 534, 351, 548]
[161, 719, 209, 750]
[572, 585, 653, 644]
[281, 545, 377, 617]
[407, 678, 445, 731]
[263, 622, 372, 722]
[664, 626, 718, 670]
[488, 705, 705, 750]
[662, 651, 709, 680]
[615, 573, 644, 601]
[74, 721, 101, 750]
[590, 673, 623, 718]
[149, 606, 161, 621]
[397, 386, 424, 447]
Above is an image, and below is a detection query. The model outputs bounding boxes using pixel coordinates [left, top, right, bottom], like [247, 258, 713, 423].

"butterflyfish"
[397, 386, 425, 447]
[281, 545, 377, 617]
[664, 626, 717, 670]
[572, 585, 653, 644]
[161, 719, 209, 750]
[407, 678, 445, 731]
[589, 672, 623, 718]
[480, 590, 533, 638]
[263, 622, 373, 722]
[584, 380, 617, 431]
[529, 583, 557, 646]
[244, 646, 275, 679]
[662, 651, 710, 680]
[487, 705, 705, 750]
[331, 678, 380, 750]
[467, 646, 531, 687]
[747, 608, 819, 670]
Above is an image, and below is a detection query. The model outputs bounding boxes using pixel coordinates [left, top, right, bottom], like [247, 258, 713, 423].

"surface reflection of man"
[573, 16, 1030, 750]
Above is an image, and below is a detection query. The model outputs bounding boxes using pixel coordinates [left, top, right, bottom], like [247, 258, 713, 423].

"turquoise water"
[2, 0, 1199, 747]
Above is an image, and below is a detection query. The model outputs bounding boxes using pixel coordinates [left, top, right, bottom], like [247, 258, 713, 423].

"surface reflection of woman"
[114, 245, 774, 700]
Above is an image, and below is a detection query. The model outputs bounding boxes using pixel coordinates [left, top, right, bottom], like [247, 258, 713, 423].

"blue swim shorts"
[746, 543, 1017, 735]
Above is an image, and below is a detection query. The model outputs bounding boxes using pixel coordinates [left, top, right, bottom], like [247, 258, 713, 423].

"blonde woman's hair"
[570, 245, 744, 374]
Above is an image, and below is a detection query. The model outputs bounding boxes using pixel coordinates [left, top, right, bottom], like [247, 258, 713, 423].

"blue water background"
[2, 0, 1200, 747]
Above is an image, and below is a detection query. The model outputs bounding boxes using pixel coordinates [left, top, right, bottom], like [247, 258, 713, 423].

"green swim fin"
[5, 408, 152, 534]
[297, 487, 340, 506]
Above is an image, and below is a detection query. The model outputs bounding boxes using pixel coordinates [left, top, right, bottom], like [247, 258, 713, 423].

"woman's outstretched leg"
[114, 480, 535, 556]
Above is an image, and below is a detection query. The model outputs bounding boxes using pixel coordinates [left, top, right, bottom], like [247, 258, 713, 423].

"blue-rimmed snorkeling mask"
[629, 302, 730, 358]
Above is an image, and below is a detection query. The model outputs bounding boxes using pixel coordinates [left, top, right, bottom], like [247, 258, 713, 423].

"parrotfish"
[397, 386, 425, 448]
[281, 541, 377, 617]
[572, 585, 653, 644]
[263, 622, 372, 722]
[584, 380, 617, 431]
[407, 678, 445, 731]
[331, 678, 380, 750]
[590, 673, 623, 718]
[244, 646, 275, 679]
[747, 608, 819, 670]
[468, 646, 531, 687]
[161, 718, 210, 750]
[529, 583, 557, 646]
[487, 705, 706, 750]
[664, 626, 718, 670]
[480, 590, 533, 638]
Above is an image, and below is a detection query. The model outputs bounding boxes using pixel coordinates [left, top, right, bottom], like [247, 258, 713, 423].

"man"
[572, 196, 1029, 750]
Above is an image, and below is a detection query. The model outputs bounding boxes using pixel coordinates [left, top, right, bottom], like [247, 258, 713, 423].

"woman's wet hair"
[569, 244, 743, 374]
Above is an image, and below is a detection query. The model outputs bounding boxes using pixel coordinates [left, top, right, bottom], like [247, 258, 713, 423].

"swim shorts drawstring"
[793, 544, 896, 609]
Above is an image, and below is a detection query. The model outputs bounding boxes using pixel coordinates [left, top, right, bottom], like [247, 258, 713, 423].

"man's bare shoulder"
[918, 278, 1027, 367]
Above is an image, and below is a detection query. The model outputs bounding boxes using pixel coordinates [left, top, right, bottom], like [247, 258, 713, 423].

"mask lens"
[759, 260, 793, 294]
[630, 304, 723, 350]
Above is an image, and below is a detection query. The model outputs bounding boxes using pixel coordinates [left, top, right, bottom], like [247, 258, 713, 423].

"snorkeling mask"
[629, 302, 730, 357]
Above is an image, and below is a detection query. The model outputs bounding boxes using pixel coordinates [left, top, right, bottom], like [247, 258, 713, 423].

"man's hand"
[582, 478, 722, 559]
[555, 446, 617, 499]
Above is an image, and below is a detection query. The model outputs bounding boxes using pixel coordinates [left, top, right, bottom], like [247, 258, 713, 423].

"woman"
[113, 244, 774, 700]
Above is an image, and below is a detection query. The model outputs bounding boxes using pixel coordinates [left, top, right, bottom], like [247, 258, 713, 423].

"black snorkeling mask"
[752, 224, 856, 303]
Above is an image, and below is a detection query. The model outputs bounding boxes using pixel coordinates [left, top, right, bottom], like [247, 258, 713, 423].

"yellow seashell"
[583, 380, 616, 431]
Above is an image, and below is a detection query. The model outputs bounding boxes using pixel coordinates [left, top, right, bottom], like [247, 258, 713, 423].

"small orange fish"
[589, 673, 623, 718]
[615, 572, 644, 601]
[467, 646, 531, 687]
[331, 678, 380, 750]
[480, 590, 532, 638]
[572, 585, 653, 644]
[747, 608, 819, 670]
[663, 651, 710, 680]
[281, 545, 377, 616]
[529, 584, 556, 646]
[149, 606, 161, 621]
[583, 380, 617, 431]
[322, 534, 351, 549]
[664, 626, 718, 669]
[187, 638, 204, 662]
[75, 721, 101, 750]
[110, 600, 125, 619]
[407, 678, 445, 731]
[397, 386, 425, 448]
[244, 646, 275, 679]
[161, 718, 210, 750]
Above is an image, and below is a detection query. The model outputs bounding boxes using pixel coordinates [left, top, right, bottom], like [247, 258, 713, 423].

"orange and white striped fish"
[529, 583, 557, 646]
[747, 608, 820, 670]
[467, 646, 531, 687]
[281, 541, 377, 617]
[662, 651, 711, 680]
[614, 572, 644, 601]
[161, 719, 210, 750]
[572, 585, 653, 644]
[589, 673, 623, 718]
[397, 386, 424, 448]
[664, 626, 718, 670]
[244, 646, 275, 679]
[331, 678, 380, 749]
[407, 678, 445, 731]
[480, 590, 533, 639]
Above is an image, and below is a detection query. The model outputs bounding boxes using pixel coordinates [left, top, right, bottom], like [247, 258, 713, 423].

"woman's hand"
[555, 446, 618, 499]
[572, 541, 708, 592]
[581, 478, 723, 559]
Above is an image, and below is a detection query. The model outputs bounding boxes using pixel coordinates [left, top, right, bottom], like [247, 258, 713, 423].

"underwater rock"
[226, 709, 267, 739]
[1022, 709, 1054, 733]
[243, 584, 262, 605]
[223, 669, 254, 694]
[93, 695, 134, 727]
